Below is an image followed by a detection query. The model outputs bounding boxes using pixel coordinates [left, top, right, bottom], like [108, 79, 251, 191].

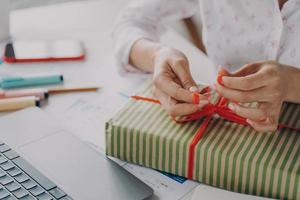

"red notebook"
[4, 39, 85, 63]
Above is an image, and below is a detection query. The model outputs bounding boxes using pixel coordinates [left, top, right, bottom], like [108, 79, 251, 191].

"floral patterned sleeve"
[112, 0, 199, 72]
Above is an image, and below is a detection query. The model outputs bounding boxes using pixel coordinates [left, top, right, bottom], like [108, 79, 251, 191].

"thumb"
[217, 67, 231, 86]
[217, 65, 258, 86]
[180, 72, 198, 91]
[229, 62, 261, 77]
[170, 58, 198, 91]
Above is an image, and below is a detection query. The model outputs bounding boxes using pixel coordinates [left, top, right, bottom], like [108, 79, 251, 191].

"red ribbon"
[131, 87, 300, 179]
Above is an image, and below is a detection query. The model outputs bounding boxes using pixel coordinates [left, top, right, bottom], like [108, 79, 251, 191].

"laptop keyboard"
[0, 141, 72, 200]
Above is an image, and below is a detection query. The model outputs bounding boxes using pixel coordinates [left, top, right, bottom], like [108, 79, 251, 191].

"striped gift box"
[105, 83, 300, 200]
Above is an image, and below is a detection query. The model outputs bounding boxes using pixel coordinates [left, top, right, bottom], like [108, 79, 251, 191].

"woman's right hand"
[152, 46, 209, 117]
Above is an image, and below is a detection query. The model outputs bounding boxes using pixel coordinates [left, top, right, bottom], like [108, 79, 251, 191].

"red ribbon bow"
[184, 93, 249, 179]
[131, 86, 299, 179]
[174, 88, 250, 179]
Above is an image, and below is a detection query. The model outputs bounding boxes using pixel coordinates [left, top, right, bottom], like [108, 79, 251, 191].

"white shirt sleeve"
[112, 0, 199, 73]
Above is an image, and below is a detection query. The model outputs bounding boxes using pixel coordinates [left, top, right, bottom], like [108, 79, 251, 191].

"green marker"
[0, 74, 64, 89]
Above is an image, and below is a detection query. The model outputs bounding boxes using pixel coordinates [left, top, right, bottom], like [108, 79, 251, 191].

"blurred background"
[11, 0, 203, 49]
[11, 0, 83, 9]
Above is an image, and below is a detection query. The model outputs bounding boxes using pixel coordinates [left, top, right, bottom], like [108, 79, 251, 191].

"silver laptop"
[0, 107, 153, 200]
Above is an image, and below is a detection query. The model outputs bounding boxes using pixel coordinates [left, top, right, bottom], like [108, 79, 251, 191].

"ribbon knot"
[176, 95, 248, 127]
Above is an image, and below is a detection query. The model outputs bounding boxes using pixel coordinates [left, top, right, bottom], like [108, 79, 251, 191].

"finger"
[153, 72, 193, 103]
[246, 118, 278, 133]
[169, 58, 198, 90]
[218, 67, 230, 76]
[215, 83, 268, 103]
[230, 62, 262, 77]
[169, 103, 207, 117]
[173, 77, 201, 95]
[191, 92, 210, 105]
[153, 88, 204, 117]
[218, 62, 267, 91]
[154, 74, 208, 104]
[217, 63, 260, 86]
[221, 72, 268, 91]
[228, 103, 268, 121]
[189, 86, 200, 93]
[174, 77, 205, 95]
[217, 68, 230, 86]
[153, 86, 177, 112]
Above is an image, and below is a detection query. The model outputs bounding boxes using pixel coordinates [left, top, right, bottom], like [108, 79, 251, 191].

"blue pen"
[0, 75, 64, 89]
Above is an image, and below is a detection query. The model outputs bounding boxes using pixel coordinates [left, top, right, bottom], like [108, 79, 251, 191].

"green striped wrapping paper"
[105, 83, 300, 200]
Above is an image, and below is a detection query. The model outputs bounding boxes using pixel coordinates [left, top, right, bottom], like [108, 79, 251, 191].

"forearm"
[129, 39, 162, 73]
[285, 65, 300, 103]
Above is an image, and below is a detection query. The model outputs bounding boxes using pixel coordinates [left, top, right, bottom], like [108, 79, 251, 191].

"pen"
[0, 74, 64, 89]
[0, 96, 40, 112]
[0, 88, 48, 100]
[0, 86, 99, 100]
[47, 86, 99, 94]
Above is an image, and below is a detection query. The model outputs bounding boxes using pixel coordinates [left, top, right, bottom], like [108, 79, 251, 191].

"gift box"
[105, 83, 300, 200]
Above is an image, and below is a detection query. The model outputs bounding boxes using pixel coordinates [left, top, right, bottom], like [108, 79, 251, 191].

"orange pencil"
[48, 86, 100, 95]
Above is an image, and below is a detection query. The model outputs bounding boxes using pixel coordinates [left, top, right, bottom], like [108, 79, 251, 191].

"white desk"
[0, 1, 216, 199]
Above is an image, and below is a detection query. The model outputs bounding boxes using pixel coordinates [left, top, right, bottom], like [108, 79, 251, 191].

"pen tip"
[35, 100, 41, 107]
[44, 92, 49, 99]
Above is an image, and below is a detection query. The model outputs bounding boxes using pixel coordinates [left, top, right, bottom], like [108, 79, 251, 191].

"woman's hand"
[216, 61, 293, 132]
[152, 47, 209, 117]
[129, 39, 208, 117]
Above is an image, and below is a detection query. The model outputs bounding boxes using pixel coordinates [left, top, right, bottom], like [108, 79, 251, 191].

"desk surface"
[0, 1, 216, 199]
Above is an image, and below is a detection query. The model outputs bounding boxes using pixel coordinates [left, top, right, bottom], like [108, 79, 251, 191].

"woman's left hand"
[215, 61, 291, 132]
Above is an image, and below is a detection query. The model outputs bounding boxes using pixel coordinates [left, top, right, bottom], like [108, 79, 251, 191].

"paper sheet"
[44, 89, 127, 149]
[123, 163, 199, 200]
[108, 156, 199, 200]
[191, 184, 272, 200]
[43, 75, 199, 200]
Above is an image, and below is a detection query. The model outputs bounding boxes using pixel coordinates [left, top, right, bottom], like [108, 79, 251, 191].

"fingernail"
[192, 93, 200, 104]
[189, 86, 199, 93]
[203, 92, 211, 97]
[265, 117, 271, 124]
[200, 99, 209, 104]
[218, 68, 229, 76]
[198, 100, 209, 109]
[228, 103, 235, 111]
[246, 119, 253, 126]
[217, 75, 224, 86]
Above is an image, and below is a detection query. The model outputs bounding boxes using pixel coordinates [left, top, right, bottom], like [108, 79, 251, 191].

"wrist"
[129, 39, 162, 73]
[150, 43, 164, 69]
